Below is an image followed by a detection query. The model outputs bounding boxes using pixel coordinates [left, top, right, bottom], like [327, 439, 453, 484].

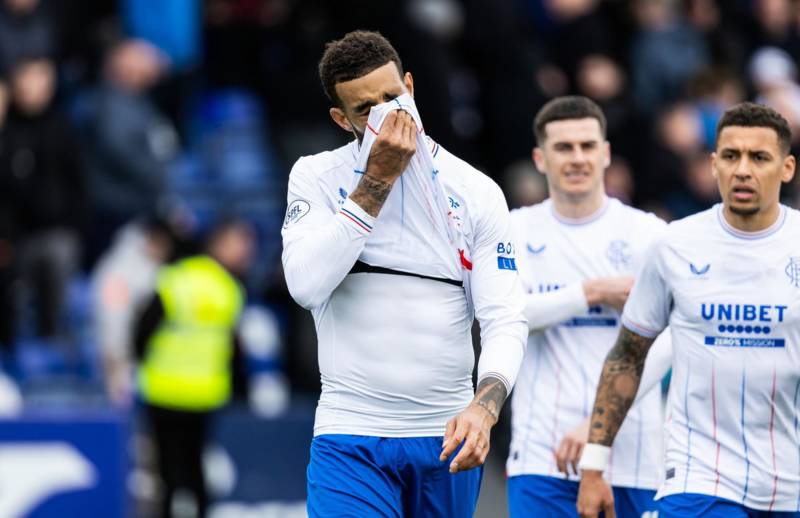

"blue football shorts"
[507, 473, 657, 517]
[659, 493, 800, 518]
[307, 434, 483, 518]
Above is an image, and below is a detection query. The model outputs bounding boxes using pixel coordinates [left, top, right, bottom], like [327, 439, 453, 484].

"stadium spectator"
[0, 55, 84, 343]
[91, 213, 186, 406]
[134, 218, 253, 518]
[80, 39, 177, 265]
[630, 0, 709, 116]
[0, 0, 57, 75]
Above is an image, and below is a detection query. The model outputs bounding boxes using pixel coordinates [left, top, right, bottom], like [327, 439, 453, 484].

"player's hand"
[365, 110, 417, 184]
[555, 418, 590, 476]
[577, 470, 615, 518]
[439, 403, 495, 473]
[582, 276, 635, 312]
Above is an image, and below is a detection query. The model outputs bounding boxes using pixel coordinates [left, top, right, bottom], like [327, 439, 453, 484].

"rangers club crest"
[787, 257, 800, 288]
[606, 240, 631, 270]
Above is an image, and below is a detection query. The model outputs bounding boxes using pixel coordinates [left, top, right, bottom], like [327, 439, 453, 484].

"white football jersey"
[622, 204, 800, 510]
[507, 197, 666, 490]
[282, 138, 527, 437]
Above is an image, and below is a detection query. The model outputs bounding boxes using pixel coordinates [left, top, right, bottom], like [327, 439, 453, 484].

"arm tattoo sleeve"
[588, 327, 655, 446]
[471, 375, 508, 423]
[349, 174, 393, 218]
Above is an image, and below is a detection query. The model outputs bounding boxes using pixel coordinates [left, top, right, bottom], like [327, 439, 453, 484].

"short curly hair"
[716, 102, 792, 154]
[318, 30, 403, 107]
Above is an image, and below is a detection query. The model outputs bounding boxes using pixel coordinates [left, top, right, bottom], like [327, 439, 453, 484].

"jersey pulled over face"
[507, 197, 666, 489]
[622, 204, 800, 511]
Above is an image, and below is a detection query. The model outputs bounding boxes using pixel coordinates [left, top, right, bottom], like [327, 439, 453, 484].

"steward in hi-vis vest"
[134, 219, 254, 518]
[139, 255, 244, 411]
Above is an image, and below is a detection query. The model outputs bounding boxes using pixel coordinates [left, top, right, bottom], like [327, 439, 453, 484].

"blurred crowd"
[0, 0, 800, 413]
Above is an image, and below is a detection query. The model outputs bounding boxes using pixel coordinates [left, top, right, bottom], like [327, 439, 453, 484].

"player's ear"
[710, 152, 719, 180]
[404, 72, 414, 97]
[533, 147, 546, 174]
[330, 107, 353, 133]
[781, 154, 796, 183]
[603, 141, 611, 168]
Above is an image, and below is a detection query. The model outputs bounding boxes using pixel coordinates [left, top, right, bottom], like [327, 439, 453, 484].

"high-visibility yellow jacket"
[139, 255, 244, 411]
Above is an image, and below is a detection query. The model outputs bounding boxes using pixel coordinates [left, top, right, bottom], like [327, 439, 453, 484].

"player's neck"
[551, 190, 607, 221]
[721, 203, 782, 233]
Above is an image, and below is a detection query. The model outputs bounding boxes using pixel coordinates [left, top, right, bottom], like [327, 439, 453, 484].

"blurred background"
[0, 0, 799, 516]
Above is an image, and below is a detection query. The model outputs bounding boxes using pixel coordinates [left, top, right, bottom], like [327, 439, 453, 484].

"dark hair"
[533, 96, 607, 146]
[715, 102, 792, 154]
[318, 30, 403, 107]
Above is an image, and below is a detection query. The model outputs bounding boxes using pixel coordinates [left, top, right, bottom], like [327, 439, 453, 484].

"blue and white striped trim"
[339, 207, 373, 233]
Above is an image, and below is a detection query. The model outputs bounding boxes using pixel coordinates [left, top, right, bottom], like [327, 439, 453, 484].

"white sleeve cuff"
[477, 336, 525, 393]
[523, 282, 588, 331]
[338, 198, 376, 236]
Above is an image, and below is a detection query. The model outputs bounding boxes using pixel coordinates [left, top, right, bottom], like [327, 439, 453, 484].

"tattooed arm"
[471, 375, 507, 422]
[439, 375, 508, 473]
[349, 174, 394, 217]
[576, 326, 656, 518]
[588, 326, 656, 445]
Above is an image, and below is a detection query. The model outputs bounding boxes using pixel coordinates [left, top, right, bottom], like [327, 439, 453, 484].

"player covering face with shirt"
[282, 30, 527, 517]
[577, 103, 800, 518]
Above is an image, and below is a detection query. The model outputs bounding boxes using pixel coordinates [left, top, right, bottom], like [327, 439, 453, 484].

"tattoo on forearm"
[350, 174, 393, 217]
[472, 376, 508, 422]
[588, 327, 654, 446]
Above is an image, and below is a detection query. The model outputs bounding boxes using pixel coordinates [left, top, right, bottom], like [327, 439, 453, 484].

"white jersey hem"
[313, 425, 447, 438]
[506, 466, 660, 491]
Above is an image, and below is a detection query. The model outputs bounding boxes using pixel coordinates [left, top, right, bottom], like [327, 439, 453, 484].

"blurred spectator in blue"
[0, 56, 84, 344]
[686, 67, 744, 150]
[91, 213, 187, 406]
[80, 39, 178, 266]
[134, 218, 254, 518]
[122, 0, 201, 72]
[0, 0, 57, 75]
[630, 0, 709, 116]
[122, 0, 202, 133]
